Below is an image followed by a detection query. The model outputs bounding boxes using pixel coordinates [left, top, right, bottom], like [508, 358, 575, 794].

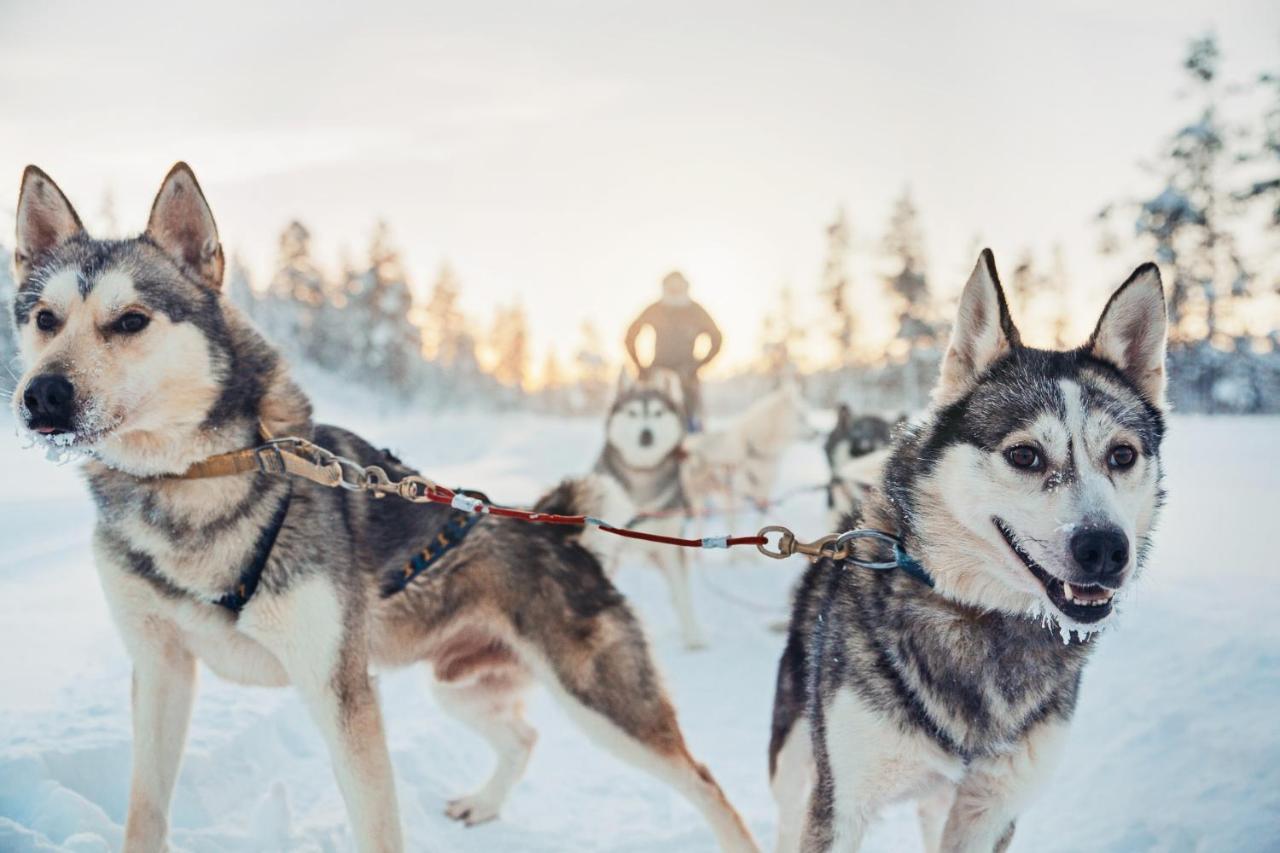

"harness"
[380, 508, 482, 597]
[215, 488, 292, 614]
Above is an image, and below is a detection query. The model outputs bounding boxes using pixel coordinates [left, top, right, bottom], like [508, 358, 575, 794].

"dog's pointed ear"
[934, 249, 1020, 406]
[1088, 263, 1168, 407]
[616, 368, 635, 396]
[835, 404, 854, 430]
[14, 166, 84, 284]
[146, 162, 224, 289]
[660, 370, 684, 409]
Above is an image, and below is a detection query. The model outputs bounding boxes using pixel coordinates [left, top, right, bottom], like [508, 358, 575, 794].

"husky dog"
[9, 164, 758, 853]
[769, 250, 1167, 852]
[682, 377, 814, 533]
[822, 406, 900, 528]
[595, 368, 707, 649]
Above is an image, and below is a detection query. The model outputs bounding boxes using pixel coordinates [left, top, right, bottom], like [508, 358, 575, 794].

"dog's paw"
[445, 794, 502, 827]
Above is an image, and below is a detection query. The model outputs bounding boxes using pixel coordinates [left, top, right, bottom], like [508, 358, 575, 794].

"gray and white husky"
[822, 406, 900, 528]
[769, 250, 1168, 852]
[8, 164, 757, 853]
[595, 368, 708, 649]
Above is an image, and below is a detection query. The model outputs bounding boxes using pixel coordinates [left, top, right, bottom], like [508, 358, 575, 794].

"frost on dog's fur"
[770, 249, 1169, 852]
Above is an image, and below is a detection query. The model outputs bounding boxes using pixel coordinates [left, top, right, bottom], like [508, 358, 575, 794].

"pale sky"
[1, 0, 1277, 373]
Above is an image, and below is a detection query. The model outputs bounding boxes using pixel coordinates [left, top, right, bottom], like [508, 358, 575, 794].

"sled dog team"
[9, 164, 1168, 852]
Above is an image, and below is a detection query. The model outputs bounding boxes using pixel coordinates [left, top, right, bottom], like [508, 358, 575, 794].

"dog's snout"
[1070, 527, 1129, 580]
[23, 374, 76, 424]
[638, 428, 654, 447]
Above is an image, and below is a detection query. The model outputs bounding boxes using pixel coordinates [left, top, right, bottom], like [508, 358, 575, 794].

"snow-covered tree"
[758, 284, 803, 377]
[882, 189, 936, 351]
[1238, 67, 1280, 288]
[1103, 33, 1249, 344]
[345, 222, 421, 391]
[487, 303, 530, 392]
[419, 262, 467, 366]
[261, 221, 328, 357]
[819, 209, 855, 367]
[573, 320, 612, 412]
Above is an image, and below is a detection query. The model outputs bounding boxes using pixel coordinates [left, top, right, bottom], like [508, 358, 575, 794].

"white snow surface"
[1, 405, 1277, 852]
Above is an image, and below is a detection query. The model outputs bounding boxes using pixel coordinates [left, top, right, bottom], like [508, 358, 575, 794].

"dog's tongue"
[35, 426, 61, 435]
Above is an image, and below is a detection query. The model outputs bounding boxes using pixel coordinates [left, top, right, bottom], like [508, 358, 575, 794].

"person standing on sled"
[624, 271, 723, 432]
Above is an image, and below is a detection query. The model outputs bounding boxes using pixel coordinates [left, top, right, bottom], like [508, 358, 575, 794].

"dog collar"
[832, 529, 935, 588]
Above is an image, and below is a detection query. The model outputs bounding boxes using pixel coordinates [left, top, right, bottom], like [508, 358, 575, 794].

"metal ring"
[756, 525, 794, 560]
[834, 529, 902, 570]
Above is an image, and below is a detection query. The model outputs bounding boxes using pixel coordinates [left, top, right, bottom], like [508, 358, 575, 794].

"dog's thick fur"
[769, 251, 1168, 852]
[10, 164, 757, 853]
[682, 377, 814, 534]
[595, 368, 708, 648]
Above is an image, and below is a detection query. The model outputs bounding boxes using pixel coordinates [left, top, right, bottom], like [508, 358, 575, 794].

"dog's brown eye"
[114, 312, 150, 334]
[36, 310, 59, 332]
[1004, 445, 1044, 472]
[1108, 444, 1137, 470]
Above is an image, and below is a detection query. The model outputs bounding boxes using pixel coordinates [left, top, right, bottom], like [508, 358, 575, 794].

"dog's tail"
[532, 474, 634, 568]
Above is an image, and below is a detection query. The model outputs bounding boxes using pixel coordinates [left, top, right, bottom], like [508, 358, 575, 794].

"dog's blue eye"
[114, 312, 151, 334]
[35, 310, 59, 332]
[1004, 445, 1044, 472]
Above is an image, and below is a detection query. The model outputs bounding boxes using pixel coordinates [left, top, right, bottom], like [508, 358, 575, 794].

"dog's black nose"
[639, 428, 654, 447]
[1070, 527, 1129, 580]
[23, 374, 75, 424]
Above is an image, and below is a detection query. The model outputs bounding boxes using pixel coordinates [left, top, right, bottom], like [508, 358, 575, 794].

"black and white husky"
[769, 250, 1168, 852]
[822, 406, 900, 528]
[9, 165, 757, 852]
[594, 368, 708, 648]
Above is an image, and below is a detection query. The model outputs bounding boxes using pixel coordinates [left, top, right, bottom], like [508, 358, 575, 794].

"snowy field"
[1, 400, 1277, 852]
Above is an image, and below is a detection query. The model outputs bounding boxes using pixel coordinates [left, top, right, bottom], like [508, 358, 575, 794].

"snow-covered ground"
[1, 403, 1277, 852]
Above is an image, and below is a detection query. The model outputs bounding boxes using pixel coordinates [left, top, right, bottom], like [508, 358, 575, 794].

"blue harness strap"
[382, 510, 483, 597]
[216, 489, 293, 615]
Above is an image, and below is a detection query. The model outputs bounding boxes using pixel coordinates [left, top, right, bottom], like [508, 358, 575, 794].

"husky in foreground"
[821, 406, 899, 528]
[769, 250, 1167, 852]
[9, 164, 757, 853]
[595, 369, 708, 648]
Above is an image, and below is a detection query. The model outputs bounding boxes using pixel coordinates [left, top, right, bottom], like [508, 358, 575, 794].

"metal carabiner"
[834, 529, 903, 570]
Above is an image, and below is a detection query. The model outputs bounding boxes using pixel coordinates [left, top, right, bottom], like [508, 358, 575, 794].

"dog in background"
[593, 368, 708, 648]
[681, 376, 816, 536]
[822, 405, 902, 529]
[769, 250, 1168, 852]
[9, 164, 758, 853]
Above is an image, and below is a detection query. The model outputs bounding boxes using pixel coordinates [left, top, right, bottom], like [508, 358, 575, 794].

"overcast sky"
[1, 0, 1276, 370]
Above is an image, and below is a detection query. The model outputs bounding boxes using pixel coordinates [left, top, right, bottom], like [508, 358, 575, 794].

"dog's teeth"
[1062, 582, 1075, 603]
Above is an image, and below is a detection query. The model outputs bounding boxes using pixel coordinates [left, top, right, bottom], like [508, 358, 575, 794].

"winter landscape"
[2, 2, 1280, 851]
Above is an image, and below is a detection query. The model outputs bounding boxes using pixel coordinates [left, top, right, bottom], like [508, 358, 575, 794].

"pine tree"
[1238, 67, 1280, 288]
[346, 222, 421, 391]
[1105, 33, 1249, 344]
[758, 284, 803, 377]
[487, 303, 529, 392]
[574, 320, 612, 412]
[820, 209, 855, 367]
[263, 221, 328, 359]
[420, 262, 467, 366]
[882, 189, 936, 350]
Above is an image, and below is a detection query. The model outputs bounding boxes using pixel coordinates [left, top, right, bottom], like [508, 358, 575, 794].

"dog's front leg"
[938, 719, 1067, 853]
[124, 643, 197, 852]
[243, 578, 403, 853]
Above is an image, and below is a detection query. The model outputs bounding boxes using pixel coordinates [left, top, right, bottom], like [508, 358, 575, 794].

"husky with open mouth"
[8, 164, 758, 853]
[594, 368, 709, 649]
[768, 250, 1168, 852]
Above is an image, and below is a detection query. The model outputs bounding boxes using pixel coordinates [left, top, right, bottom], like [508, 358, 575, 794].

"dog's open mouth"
[993, 517, 1115, 624]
